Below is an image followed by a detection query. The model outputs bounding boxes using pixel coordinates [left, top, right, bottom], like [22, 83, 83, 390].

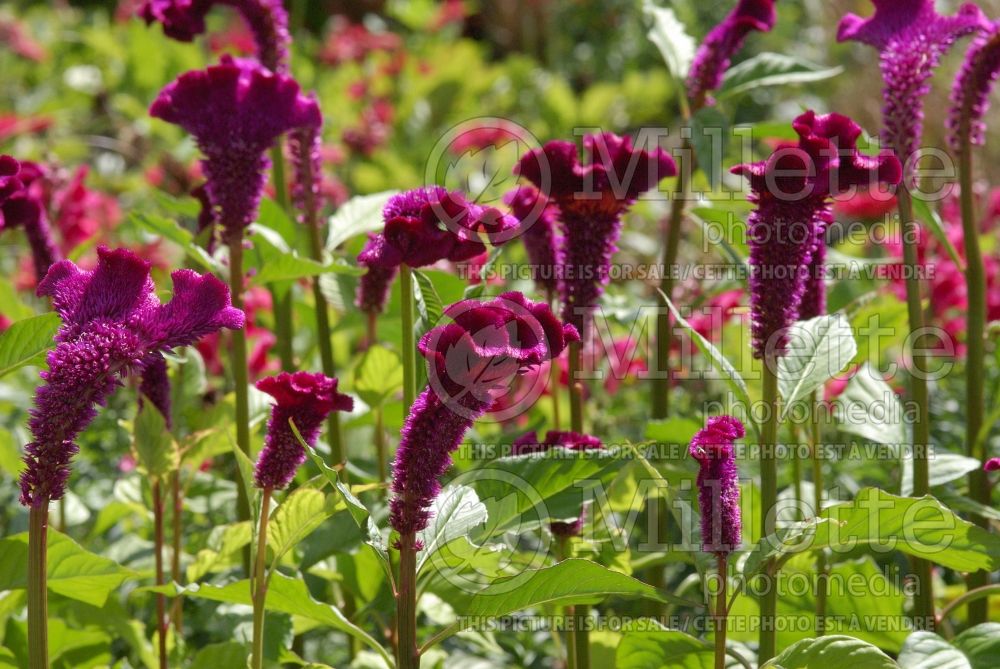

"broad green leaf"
[644, 416, 701, 444]
[326, 190, 399, 250]
[642, 1, 695, 81]
[953, 623, 1000, 669]
[0, 429, 23, 478]
[901, 452, 981, 497]
[412, 268, 444, 336]
[268, 487, 341, 568]
[417, 485, 488, 574]
[186, 521, 252, 582]
[0, 313, 60, 378]
[848, 293, 908, 366]
[354, 344, 403, 406]
[616, 628, 713, 669]
[661, 293, 756, 437]
[762, 635, 898, 668]
[254, 253, 359, 284]
[778, 315, 857, 417]
[0, 531, 134, 607]
[128, 212, 218, 272]
[257, 197, 297, 246]
[190, 641, 248, 669]
[0, 278, 33, 320]
[834, 364, 906, 446]
[911, 196, 965, 271]
[897, 632, 970, 669]
[744, 488, 1000, 575]
[719, 53, 843, 98]
[131, 403, 179, 479]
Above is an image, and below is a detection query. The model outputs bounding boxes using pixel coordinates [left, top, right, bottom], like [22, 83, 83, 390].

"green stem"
[897, 186, 935, 627]
[396, 533, 419, 669]
[715, 555, 728, 669]
[652, 144, 691, 419]
[28, 504, 49, 669]
[400, 265, 417, 415]
[170, 471, 183, 635]
[573, 604, 590, 669]
[269, 143, 296, 372]
[958, 137, 989, 624]
[938, 584, 1000, 631]
[758, 358, 779, 663]
[228, 233, 252, 574]
[568, 341, 584, 434]
[809, 393, 827, 634]
[153, 480, 168, 669]
[554, 538, 577, 669]
[251, 487, 273, 669]
[375, 406, 387, 486]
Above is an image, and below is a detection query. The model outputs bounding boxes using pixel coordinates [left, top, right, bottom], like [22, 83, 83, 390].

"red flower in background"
[196, 286, 277, 380]
[320, 17, 402, 65]
[0, 16, 46, 61]
[0, 114, 53, 143]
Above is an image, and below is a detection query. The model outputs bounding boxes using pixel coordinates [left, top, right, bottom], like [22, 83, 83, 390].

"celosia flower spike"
[838, 0, 988, 160]
[689, 415, 745, 556]
[687, 0, 777, 109]
[150, 56, 321, 244]
[0, 156, 61, 283]
[253, 371, 353, 490]
[390, 292, 578, 540]
[19, 246, 244, 507]
[139, 354, 172, 428]
[948, 20, 1000, 150]
[504, 185, 561, 299]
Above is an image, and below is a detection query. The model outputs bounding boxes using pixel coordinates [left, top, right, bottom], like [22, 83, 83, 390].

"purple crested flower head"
[687, 0, 777, 109]
[732, 110, 901, 358]
[140, 0, 290, 72]
[504, 185, 561, 298]
[150, 56, 320, 244]
[139, 354, 172, 427]
[838, 0, 988, 160]
[390, 292, 578, 540]
[512, 430, 604, 536]
[20, 246, 245, 507]
[948, 20, 1000, 150]
[689, 415, 745, 557]
[355, 237, 399, 315]
[358, 187, 518, 270]
[253, 371, 353, 490]
[516, 133, 676, 336]
[0, 156, 61, 284]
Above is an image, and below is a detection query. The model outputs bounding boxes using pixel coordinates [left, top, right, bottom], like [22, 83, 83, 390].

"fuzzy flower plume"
[355, 234, 398, 315]
[150, 56, 320, 244]
[687, 0, 777, 108]
[140, 0, 290, 72]
[516, 133, 676, 336]
[504, 185, 561, 298]
[139, 354, 172, 427]
[390, 292, 578, 540]
[512, 430, 604, 536]
[689, 416, 745, 556]
[253, 372, 353, 490]
[732, 111, 901, 358]
[288, 107, 323, 226]
[838, 0, 988, 160]
[19, 246, 244, 507]
[0, 157, 61, 283]
[948, 20, 1000, 150]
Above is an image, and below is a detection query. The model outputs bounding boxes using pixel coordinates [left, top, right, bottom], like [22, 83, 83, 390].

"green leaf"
[744, 488, 1000, 575]
[644, 416, 701, 444]
[834, 364, 906, 446]
[0, 313, 60, 378]
[911, 196, 965, 271]
[0, 277, 34, 321]
[642, 1, 695, 82]
[354, 344, 403, 407]
[326, 191, 399, 250]
[762, 635, 899, 668]
[719, 53, 843, 98]
[897, 632, 970, 669]
[690, 107, 729, 188]
[0, 531, 134, 607]
[186, 521, 252, 582]
[268, 487, 341, 568]
[231, 439, 261, 527]
[131, 404, 179, 479]
[660, 293, 756, 437]
[901, 452, 981, 497]
[254, 252, 360, 284]
[128, 212, 219, 272]
[953, 623, 1000, 669]
[412, 269, 444, 336]
[417, 485, 488, 574]
[616, 627, 713, 669]
[778, 315, 857, 417]
[190, 641, 248, 669]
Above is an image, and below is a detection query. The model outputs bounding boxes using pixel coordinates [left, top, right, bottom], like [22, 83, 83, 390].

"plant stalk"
[568, 341, 584, 434]
[400, 265, 417, 414]
[269, 142, 295, 372]
[573, 604, 590, 669]
[396, 533, 419, 669]
[375, 406, 387, 485]
[758, 357, 780, 662]
[28, 504, 49, 669]
[228, 233, 253, 574]
[153, 480, 168, 669]
[714, 555, 728, 669]
[251, 487, 273, 669]
[170, 470, 183, 634]
[809, 392, 827, 634]
[958, 136, 989, 624]
[897, 186, 935, 627]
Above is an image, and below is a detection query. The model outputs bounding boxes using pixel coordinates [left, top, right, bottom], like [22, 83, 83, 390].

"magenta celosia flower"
[798, 209, 833, 321]
[0, 158, 61, 284]
[253, 371, 353, 490]
[689, 415, 745, 556]
[687, 0, 777, 108]
[512, 430, 604, 536]
[139, 355, 172, 427]
[140, 0, 290, 72]
[390, 292, 578, 540]
[732, 111, 901, 358]
[948, 20, 1000, 150]
[504, 185, 561, 298]
[985, 457, 1000, 472]
[358, 187, 517, 270]
[288, 110, 322, 225]
[356, 236, 399, 315]
[838, 0, 987, 160]
[0, 155, 20, 200]
[19, 246, 245, 507]
[150, 56, 321, 244]
[516, 133, 676, 336]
